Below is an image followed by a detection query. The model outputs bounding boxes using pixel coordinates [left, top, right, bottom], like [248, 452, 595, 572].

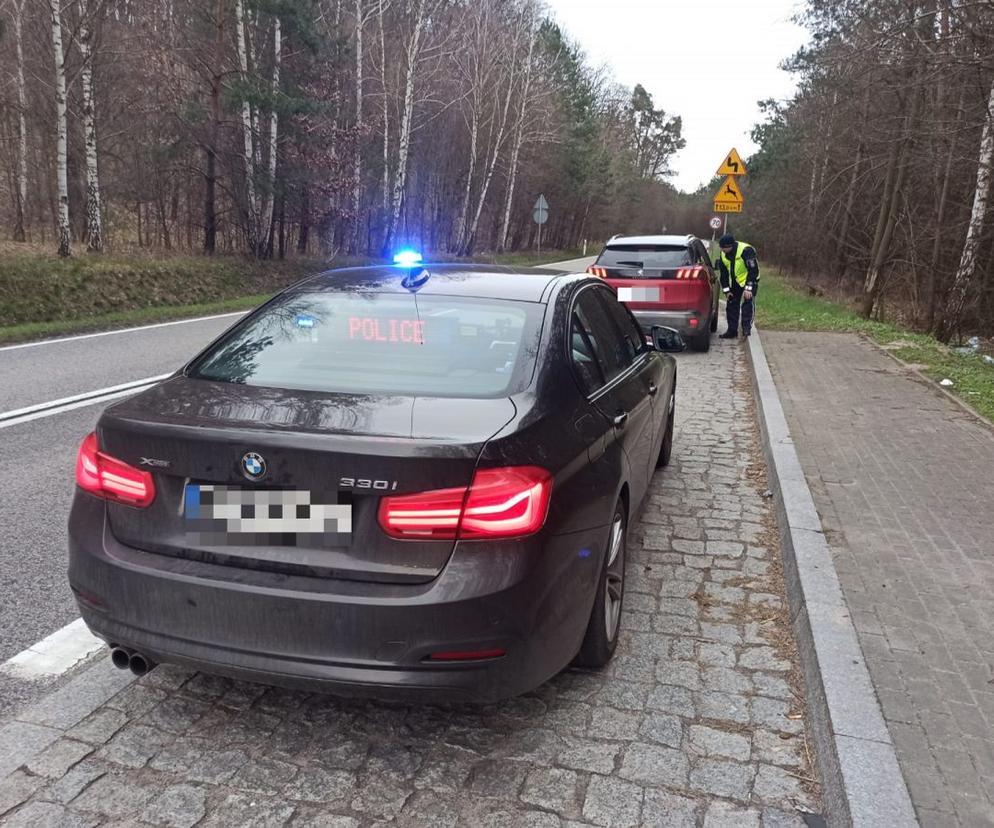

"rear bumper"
[632, 309, 706, 337]
[68, 492, 608, 702]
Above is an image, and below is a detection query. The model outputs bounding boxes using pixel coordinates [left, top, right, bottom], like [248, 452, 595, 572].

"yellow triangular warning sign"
[714, 175, 744, 204]
[716, 148, 747, 177]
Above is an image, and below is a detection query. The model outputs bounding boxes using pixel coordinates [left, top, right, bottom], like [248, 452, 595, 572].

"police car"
[68, 252, 685, 702]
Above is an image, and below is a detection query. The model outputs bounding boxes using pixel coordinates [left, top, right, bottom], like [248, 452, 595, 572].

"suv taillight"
[378, 466, 552, 540]
[587, 266, 607, 278]
[75, 432, 156, 508]
[675, 267, 703, 279]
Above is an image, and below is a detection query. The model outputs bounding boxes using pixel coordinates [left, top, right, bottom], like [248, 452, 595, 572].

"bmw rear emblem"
[241, 452, 267, 481]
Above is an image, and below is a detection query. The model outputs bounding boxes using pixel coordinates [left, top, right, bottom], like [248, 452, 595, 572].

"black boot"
[719, 330, 737, 339]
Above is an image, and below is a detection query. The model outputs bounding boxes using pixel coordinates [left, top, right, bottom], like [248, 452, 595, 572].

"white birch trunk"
[452, 110, 479, 251]
[944, 76, 994, 334]
[333, 0, 343, 125]
[379, 0, 390, 217]
[78, 0, 103, 252]
[351, 0, 364, 251]
[235, 0, 260, 253]
[258, 18, 281, 252]
[385, 0, 426, 250]
[247, 9, 261, 169]
[464, 59, 516, 255]
[452, 2, 492, 252]
[50, 0, 70, 257]
[12, 0, 28, 241]
[498, 4, 536, 253]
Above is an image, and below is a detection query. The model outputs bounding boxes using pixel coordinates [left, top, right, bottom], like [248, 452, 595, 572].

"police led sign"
[348, 317, 425, 344]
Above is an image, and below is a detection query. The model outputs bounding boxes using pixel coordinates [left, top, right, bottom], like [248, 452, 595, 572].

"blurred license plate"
[616, 287, 659, 302]
[183, 485, 351, 535]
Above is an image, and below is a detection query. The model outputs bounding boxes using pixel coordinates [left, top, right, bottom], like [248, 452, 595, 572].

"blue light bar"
[393, 249, 423, 267]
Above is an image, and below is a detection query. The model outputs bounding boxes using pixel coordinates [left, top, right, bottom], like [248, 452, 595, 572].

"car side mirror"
[651, 325, 685, 352]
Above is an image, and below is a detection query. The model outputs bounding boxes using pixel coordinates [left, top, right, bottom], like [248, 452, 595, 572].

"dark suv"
[588, 234, 720, 352]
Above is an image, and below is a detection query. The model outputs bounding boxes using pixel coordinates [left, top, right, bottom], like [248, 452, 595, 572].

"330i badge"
[68, 257, 684, 702]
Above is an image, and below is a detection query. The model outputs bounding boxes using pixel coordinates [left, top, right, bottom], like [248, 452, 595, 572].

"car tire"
[690, 331, 711, 352]
[657, 392, 674, 468]
[710, 307, 719, 332]
[574, 501, 627, 669]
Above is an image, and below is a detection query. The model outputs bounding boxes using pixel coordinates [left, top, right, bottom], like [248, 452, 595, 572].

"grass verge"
[757, 269, 994, 423]
[0, 294, 273, 344]
[0, 248, 589, 345]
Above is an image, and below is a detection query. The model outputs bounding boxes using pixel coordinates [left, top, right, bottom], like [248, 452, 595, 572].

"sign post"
[713, 148, 747, 235]
[709, 215, 722, 246]
[533, 194, 549, 256]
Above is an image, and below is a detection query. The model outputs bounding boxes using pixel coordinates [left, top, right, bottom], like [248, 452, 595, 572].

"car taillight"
[376, 483, 466, 540]
[378, 466, 552, 541]
[675, 267, 703, 279]
[587, 266, 607, 278]
[75, 432, 155, 508]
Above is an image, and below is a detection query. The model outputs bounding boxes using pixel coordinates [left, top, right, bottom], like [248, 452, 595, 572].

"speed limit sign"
[709, 216, 722, 230]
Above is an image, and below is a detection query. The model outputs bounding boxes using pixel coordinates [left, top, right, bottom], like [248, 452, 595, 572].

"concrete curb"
[745, 330, 918, 828]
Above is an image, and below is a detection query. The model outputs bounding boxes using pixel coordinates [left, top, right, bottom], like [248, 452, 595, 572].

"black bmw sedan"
[68, 262, 682, 702]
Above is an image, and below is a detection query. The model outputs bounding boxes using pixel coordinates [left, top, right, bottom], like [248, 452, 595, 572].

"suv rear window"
[598, 244, 692, 269]
[188, 291, 543, 398]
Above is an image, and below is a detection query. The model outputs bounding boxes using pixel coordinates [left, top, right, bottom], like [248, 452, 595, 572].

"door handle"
[613, 412, 629, 429]
[648, 383, 658, 397]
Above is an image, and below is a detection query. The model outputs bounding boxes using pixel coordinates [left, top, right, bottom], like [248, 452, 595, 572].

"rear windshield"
[187, 291, 543, 398]
[598, 244, 692, 269]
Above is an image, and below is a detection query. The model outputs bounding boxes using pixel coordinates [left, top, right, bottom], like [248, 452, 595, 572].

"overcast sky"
[543, 0, 809, 193]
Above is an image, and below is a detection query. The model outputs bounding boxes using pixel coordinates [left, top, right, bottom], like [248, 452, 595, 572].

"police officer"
[714, 234, 759, 338]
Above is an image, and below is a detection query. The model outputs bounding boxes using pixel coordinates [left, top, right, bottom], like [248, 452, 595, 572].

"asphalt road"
[1, 315, 244, 414]
[0, 255, 595, 716]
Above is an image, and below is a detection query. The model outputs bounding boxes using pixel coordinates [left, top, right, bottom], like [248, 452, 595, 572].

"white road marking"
[0, 311, 246, 353]
[0, 373, 170, 429]
[0, 618, 104, 680]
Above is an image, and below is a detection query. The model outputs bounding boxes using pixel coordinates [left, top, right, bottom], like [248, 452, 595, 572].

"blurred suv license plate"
[616, 287, 659, 302]
[184, 485, 351, 544]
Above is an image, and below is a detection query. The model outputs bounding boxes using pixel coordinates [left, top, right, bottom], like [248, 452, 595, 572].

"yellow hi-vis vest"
[720, 241, 753, 288]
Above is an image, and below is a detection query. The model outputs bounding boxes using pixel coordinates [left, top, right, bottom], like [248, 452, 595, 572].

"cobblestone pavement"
[765, 331, 994, 828]
[0, 341, 820, 827]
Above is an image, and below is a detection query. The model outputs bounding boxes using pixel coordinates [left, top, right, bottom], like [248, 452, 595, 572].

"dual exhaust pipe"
[109, 645, 156, 676]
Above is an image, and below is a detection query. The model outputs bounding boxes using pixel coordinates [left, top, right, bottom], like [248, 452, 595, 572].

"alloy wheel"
[604, 513, 625, 641]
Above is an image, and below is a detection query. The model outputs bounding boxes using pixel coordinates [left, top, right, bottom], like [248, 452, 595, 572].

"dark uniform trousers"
[726, 281, 756, 335]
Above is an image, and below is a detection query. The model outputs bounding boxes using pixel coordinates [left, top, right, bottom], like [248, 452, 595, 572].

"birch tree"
[383, 0, 431, 252]
[497, 0, 537, 253]
[940, 75, 994, 340]
[8, 0, 28, 241]
[235, 0, 260, 253]
[258, 16, 281, 254]
[203, 0, 226, 254]
[461, 5, 521, 255]
[50, 0, 71, 257]
[78, 0, 104, 251]
[350, 0, 377, 252]
[450, 1, 496, 253]
[378, 0, 389, 218]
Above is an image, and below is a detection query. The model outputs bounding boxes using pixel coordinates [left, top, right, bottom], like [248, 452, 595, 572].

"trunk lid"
[98, 377, 516, 584]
